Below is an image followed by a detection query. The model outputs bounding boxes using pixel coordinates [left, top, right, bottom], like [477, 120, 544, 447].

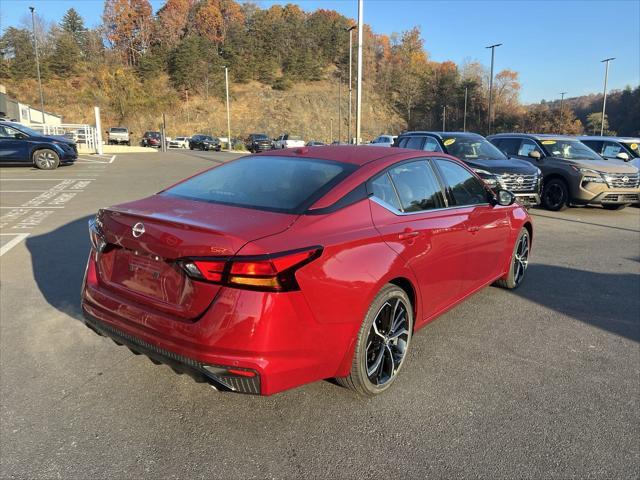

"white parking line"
[0, 178, 96, 181]
[0, 233, 29, 257]
[0, 190, 48, 193]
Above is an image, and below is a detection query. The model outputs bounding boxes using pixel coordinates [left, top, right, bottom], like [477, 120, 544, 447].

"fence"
[30, 123, 99, 153]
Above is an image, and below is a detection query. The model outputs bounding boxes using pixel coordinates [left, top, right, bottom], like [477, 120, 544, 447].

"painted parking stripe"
[0, 233, 29, 257]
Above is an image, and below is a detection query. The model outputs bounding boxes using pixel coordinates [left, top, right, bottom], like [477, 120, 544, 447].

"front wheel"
[33, 149, 60, 170]
[336, 284, 413, 396]
[495, 227, 530, 289]
[541, 179, 569, 211]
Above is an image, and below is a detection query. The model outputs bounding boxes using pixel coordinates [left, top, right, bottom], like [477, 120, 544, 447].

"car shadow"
[514, 263, 640, 342]
[26, 215, 93, 322]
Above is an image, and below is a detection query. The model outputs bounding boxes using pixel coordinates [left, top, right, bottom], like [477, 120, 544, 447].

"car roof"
[577, 135, 640, 142]
[488, 133, 580, 141]
[399, 131, 485, 140]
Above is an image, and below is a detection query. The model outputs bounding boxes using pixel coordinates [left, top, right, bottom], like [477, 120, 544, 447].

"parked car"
[394, 132, 542, 206]
[274, 133, 305, 149]
[306, 140, 326, 146]
[141, 131, 161, 148]
[0, 121, 77, 169]
[107, 127, 130, 145]
[189, 134, 221, 151]
[488, 134, 640, 211]
[370, 135, 397, 147]
[245, 133, 272, 153]
[168, 136, 190, 149]
[82, 146, 531, 396]
[578, 136, 640, 169]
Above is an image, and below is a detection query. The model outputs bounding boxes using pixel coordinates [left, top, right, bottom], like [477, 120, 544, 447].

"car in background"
[394, 131, 542, 206]
[274, 133, 305, 149]
[306, 140, 326, 146]
[189, 134, 221, 151]
[245, 133, 272, 153]
[141, 131, 161, 148]
[579, 136, 640, 169]
[168, 136, 190, 149]
[81, 146, 531, 396]
[370, 135, 397, 147]
[107, 127, 130, 146]
[488, 133, 640, 211]
[0, 121, 77, 170]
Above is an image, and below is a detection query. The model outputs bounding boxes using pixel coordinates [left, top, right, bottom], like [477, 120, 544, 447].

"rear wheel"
[336, 284, 413, 396]
[602, 204, 627, 211]
[495, 227, 530, 289]
[541, 179, 569, 211]
[33, 149, 60, 170]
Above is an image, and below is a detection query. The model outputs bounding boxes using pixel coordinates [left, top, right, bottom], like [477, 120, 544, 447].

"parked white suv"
[168, 136, 190, 149]
[274, 133, 305, 149]
[370, 135, 397, 147]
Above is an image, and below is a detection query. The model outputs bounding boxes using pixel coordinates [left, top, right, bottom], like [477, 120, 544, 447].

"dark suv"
[245, 133, 272, 153]
[189, 134, 221, 151]
[0, 121, 77, 169]
[393, 132, 542, 206]
[489, 134, 640, 211]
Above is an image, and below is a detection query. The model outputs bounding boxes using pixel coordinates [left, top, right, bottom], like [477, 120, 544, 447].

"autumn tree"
[192, 0, 244, 48]
[103, 0, 154, 66]
[156, 0, 194, 48]
[390, 27, 428, 126]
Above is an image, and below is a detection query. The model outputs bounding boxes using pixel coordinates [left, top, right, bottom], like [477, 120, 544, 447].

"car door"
[432, 158, 511, 293]
[369, 159, 469, 323]
[0, 125, 30, 163]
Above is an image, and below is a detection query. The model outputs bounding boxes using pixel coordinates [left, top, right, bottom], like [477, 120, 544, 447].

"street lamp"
[600, 57, 615, 136]
[463, 86, 468, 132]
[558, 91, 567, 130]
[222, 66, 231, 151]
[346, 25, 356, 144]
[355, 0, 363, 145]
[485, 43, 502, 135]
[29, 6, 46, 125]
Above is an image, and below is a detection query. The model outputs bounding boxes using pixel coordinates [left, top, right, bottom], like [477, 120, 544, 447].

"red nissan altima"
[81, 146, 532, 396]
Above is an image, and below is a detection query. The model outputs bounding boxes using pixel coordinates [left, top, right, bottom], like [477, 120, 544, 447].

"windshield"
[289, 135, 302, 141]
[252, 134, 268, 140]
[7, 123, 42, 137]
[541, 139, 603, 160]
[110, 128, 127, 133]
[443, 135, 507, 160]
[623, 141, 640, 158]
[163, 156, 356, 214]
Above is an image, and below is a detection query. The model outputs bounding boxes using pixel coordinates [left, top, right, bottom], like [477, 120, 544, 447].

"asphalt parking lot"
[1, 150, 638, 479]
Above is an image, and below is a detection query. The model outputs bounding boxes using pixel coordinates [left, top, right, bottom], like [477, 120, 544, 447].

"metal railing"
[30, 123, 98, 153]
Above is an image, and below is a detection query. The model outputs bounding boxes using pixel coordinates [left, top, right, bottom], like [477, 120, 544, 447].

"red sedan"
[82, 146, 532, 396]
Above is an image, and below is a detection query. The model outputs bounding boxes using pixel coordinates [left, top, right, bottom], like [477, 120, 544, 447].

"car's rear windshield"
[162, 156, 357, 213]
[540, 139, 602, 160]
[110, 128, 127, 133]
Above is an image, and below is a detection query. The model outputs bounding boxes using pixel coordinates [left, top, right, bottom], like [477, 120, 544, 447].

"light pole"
[355, 0, 363, 144]
[600, 57, 615, 136]
[346, 25, 356, 144]
[558, 91, 567, 130]
[442, 105, 446, 131]
[338, 74, 342, 143]
[485, 43, 502, 135]
[463, 86, 468, 132]
[223, 66, 231, 151]
[29, 6, 46, 124]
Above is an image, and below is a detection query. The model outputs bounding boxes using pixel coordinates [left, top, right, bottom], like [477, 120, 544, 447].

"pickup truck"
[274, 133, 305, 149]
[107, 127, 130, 145]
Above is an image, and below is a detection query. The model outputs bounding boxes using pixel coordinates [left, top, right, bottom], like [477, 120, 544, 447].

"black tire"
[541, 178, 569, 211]
[336, 284, 413, 396]
[494, 227, 530, 290]
[32, 149, 60, 170]
[602, 204, 627, 211]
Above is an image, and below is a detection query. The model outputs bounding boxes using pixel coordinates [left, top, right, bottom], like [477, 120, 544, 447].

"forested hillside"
[1, 0, 638, 139]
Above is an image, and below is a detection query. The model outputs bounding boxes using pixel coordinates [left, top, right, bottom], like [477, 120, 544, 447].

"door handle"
[467, 226, 480, 233]
[398, 230, 419, 240]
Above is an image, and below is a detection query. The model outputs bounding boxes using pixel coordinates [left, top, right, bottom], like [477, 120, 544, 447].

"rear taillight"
[180, 247, 322, 292]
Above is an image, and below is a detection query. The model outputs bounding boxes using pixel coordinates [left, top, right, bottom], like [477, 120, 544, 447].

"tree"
[586, 112, 614, 135]
[156, 0, 194, 48]
[61, 8, 87, 47]
[50, 31, 82, 76]
[169, 35, 223, 98]
[103, 0, 154, 66]
[192, 0, 244, 47]
[0, 27, 36, 79]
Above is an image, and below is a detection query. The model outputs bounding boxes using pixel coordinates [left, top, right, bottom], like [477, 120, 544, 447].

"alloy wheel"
[365, 297, 410, 386]
[544, 184, 565, 209]
[513, 231, 529, 285]
[34, 150, 58, 169]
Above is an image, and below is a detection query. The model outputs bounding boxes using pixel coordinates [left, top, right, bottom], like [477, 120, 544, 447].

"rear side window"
[403, 136, 425, 150]
[163, 156, 356, 214]
[602, 141, 623, 157]
[371, 173, 402, 210]
[388, 161, 445, 212]
[518, 139, 542, 157]
[434, 159, 487, 206]
[423, 137, 442, 152]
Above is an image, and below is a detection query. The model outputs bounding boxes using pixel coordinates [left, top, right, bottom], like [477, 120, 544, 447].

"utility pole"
[558, 91, 567, 131]
[442, 105, 446, 131]
[29, 6, 46, 124]
[463, 87, 468, 132]
[346, 25, 356, 144]
[338, 74, 342, 143]
[355, 0, 364, 144]
[185, 89, 190, 124]
[330, 118, 333, 143]
[223, 66, 231, 151]
[486, 43, 502, 135]
[600, 58, 615, 136]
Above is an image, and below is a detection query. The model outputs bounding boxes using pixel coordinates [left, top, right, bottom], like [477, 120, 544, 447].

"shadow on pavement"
[514, 263, 640, 342]
[26, 215, 93, 321]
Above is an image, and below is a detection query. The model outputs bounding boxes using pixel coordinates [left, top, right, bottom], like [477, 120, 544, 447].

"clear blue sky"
[2, 0, 638, 103]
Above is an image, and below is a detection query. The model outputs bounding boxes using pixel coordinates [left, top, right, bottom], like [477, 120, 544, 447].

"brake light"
[180, 247, 322, 292]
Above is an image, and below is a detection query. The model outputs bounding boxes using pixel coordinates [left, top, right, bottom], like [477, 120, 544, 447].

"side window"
[602, 141, 623, 157]
[423, 137, 442, 152]
[434, 159, 487, 206]
[387, 161, 445, 212]
[370, 173, 402, 210]
[517, 139, 542, 157]
[582, 140, 603, 154]
[404, 136, 425, 150]
[496, 138, 521, 156]
[398, 137, 410, 148]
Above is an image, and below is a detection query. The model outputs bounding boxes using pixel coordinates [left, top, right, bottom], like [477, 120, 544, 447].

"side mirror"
[616, 152, 630, 161]
[492, 189, 516, 207]
[529, 150, 542, 160]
